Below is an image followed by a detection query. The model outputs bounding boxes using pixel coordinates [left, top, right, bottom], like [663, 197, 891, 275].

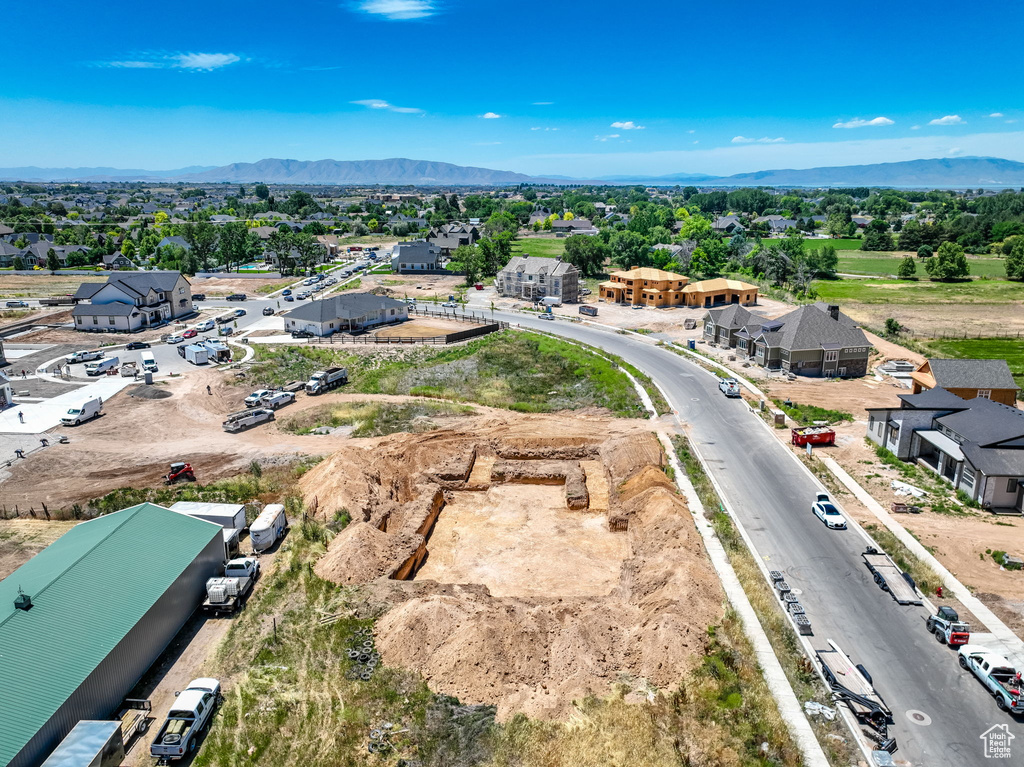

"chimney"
[14, 589, 32, 611]
[828, 305, 839, 322]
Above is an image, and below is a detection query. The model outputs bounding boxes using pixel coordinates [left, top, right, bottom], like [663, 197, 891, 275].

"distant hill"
[176, 158, 545, 185]
[599, 172, 715, 183]
[706, 157, 1024, 187]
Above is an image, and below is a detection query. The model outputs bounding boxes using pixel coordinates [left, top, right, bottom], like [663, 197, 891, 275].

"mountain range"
[3, 156, 1024, 187]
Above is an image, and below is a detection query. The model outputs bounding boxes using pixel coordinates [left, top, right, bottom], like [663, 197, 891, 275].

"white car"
[245, 389, 275, 407]
[718, 378, 741, 397]
[166, 334, 185, 344]
[812, 496, 847, 529]
[195, 319, 215, 332]
[441, 301, 459, 308]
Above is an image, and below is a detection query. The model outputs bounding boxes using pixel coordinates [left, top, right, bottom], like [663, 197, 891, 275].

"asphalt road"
[481, 308, 1023, 767]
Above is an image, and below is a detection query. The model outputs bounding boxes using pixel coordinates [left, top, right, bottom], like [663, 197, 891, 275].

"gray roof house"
[72, 272, 192, 333]
[702, 304, 767, 348]
[495, 256, 580, 303]
[720, 303, 872, 378]
[867, 390, 1024, 512]
[283, 293, 408, 336]
[157, 235, 191, 251]
[712, 215, 744, 233]
[910, 358, 1019, 406]
[391, 241, 443, 273]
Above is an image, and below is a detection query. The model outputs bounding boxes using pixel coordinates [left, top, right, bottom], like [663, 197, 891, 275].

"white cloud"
[480, 112, 502, 119]
[732, 136, 785, 144]
[106, 60, 161, 69]
[610, 121, 645, 130]
[351, 98, 423, 113]
[356, 0, 437, 20]
[832, 116, 894, 129]
[687, 129, 695, 134]
[693, 140, 699, 144]
[530, 126, 558, 131]
[533, 101, 553, 106]
[990, 112, 1004, 118]
[1007, 119, 1019, 124]
[595, 134, 620, 142]
[929, 114, 964, 126]
[911, 125, 921, 130]
[948, 147, 964, 156]
[172, 53, 240, 70]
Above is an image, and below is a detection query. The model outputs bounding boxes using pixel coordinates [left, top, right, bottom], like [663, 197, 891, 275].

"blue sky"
[4, 0, 1024, 177]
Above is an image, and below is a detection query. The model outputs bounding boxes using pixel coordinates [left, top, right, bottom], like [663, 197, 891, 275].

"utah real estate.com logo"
[981, 724, 1014, 759]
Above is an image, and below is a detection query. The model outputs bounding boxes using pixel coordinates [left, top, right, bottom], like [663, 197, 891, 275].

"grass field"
[835, 254, 1006, 277]
[814, 277, 1023, 305]
[807, 238, 862, 250]
[511, 237, 566, 259]
[925, 338, 1024, 389]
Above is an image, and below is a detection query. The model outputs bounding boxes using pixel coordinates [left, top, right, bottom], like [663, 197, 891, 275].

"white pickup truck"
[958, 645, 1023, 713]
[202, 557, 259, 614]
[66, 349, 103, 364]
[150, 678, 221, 762]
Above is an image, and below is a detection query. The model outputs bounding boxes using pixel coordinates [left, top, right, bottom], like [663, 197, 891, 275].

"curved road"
[485, 308, 1022, 767]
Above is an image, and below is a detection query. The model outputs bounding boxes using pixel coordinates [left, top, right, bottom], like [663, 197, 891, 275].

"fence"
[306, 320, 507, 346]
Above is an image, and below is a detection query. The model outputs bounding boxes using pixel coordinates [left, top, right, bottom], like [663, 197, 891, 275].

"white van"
[141, 351, 158, 372]
[250, 504, 287, 552]
[84, 356, 119, 376]
[61, 397, 103, 426]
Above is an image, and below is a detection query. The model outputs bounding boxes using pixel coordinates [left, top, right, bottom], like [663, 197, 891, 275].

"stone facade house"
[495, 256, 579, 303]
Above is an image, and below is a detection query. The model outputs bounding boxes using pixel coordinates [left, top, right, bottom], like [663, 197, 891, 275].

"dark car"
[233, 308, 246, 317]
[192, 293, 207, 301]
[291, 330, 314, 339]
[5, 300, 29, 308]
[177, 345, 187, 358]
[283, 294, 294, 302]
[262, 307, 275, 316]
[282, 289, 292, 296]
[125, 341, 151, 350]
[215, 315, 232, 324]
[225, 293, 247, 301]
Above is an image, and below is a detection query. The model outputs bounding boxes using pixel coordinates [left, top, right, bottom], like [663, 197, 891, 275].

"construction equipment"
[925, 606, 971, 646]
[305, 367, 348, 395]
[862, 547, 922, 605]
[791, 425, 836, 446]
[817, 639, 896, 753]
[164, 462, 196, 485]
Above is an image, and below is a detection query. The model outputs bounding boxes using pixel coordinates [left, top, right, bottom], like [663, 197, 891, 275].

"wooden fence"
[306, 319, 507, 346]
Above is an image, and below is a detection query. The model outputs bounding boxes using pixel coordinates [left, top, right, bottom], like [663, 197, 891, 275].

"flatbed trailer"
[862, 547, 922, 605]
[817, 639, 896, 752]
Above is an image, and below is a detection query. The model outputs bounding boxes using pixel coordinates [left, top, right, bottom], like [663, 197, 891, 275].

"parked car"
[291, 330, 314, 339]
[262, 307, 275, 316]
[149, 678, 221, 761]
[5, 300, 29, 308]
[195, 319, 215, 332]
[282, 289, 292, 296]
[718, 378, 741, 397]
[183, 329, 198, 339]
[166, 334, 185, 344]
[192, 293, 207, 301]
[284, 294, 294, 302]
[262, 390, 296, 410]
[215, 315, 232, 325]
[218, 326, 233, 336]
[125, 341, 151, 350]
[442, 301, 459, 308]
[539, 313, 555, 321]
[233, 308, 246, 318]
[812, 495, 847, 529]
[245, 389, 275, 407]
[225, 293, 247, 301]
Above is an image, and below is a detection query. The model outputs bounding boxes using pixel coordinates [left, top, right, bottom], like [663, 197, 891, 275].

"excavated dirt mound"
[304, 415, 724, 719]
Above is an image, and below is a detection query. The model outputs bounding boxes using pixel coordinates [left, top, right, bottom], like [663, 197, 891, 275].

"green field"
[813, 277, 1024, 305]
[924, 338, 1024, 389]
[835, 254, 1007, 277]
[808, 238, 863, 250]
[511, 237, 566, 259]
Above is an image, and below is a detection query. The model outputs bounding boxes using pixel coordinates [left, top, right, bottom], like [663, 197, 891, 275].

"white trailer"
[60, 397, 103, 426]
[184, 344, 209, 365]
[250, 504, 287, 552]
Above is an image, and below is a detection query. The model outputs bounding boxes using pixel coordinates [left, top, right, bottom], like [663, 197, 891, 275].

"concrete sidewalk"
[0, 376, 134, 434]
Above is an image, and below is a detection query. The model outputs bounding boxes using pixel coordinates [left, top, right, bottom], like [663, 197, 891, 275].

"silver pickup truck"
[150, 678, 221, 762]
[958, 646, 1023, 713]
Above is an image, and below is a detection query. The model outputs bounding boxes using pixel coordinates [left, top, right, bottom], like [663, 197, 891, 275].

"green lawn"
[924, 338, 1024, 389]
[511, 237, 566, 259]
[813, 277, 1024, 305]
[808, 238, 863, 250]
[835, 254, 1007, 277]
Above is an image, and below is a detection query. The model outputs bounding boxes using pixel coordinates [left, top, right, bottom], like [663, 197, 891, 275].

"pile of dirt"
[304, 417, 724, 719]
[128, 385, 173, 399]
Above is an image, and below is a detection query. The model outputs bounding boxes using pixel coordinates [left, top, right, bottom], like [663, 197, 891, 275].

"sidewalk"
[0, 376, 135, 434]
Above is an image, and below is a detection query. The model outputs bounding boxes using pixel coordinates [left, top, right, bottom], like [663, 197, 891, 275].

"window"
[1009, 478, 1018, 494]
[329, 323, 334, 329]
[179, 287, 185, 294]
[738, 339, 747, 350]
[76, 316, 82, 325]
[960, 470, 975, 490]
[976, 390, 991, 399]
[93, 317, 98, 324]
[824, 350, 839, 363]
[108, 317, 116, 324]
[705, 323, 715, 335]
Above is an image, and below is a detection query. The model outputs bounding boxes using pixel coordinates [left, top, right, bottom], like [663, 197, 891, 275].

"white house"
[283, 293, 408, 337]
[72, 272, 193, 333]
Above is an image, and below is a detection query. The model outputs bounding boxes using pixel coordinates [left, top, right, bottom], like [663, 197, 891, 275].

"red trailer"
[791, 425, 836, 446]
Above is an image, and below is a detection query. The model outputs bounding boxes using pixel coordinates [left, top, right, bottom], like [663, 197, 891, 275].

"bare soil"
[0, 518, 78, 579]
[305, 421, 724, 720]
[0, 274, 106, 298]
[190, 276, 293, 296]
[374, 317, 481, 339]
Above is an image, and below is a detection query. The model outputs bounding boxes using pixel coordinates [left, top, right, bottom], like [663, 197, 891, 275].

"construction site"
[305, 419, 725, 719]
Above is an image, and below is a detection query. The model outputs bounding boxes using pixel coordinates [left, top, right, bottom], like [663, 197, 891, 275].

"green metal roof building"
[0, 503, 223, 767]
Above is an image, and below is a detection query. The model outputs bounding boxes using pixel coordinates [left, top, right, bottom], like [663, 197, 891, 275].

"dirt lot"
[0, 274, 106, 298]
[190, 276, 294, 296]
[374, 317, 482, 339]
[306, 421, 724, 719]
[360, 271, 470, 302]
[8, 306, 226, 346]
[0, 518, 78, 579]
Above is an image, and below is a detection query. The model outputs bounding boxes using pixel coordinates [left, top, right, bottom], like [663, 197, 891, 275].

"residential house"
[683, 278, 759, 309]
[495, 256, 580, 303]
[283, 293, 408, 337]
[719, 302, 871, 377]
[427, 223, 479, 255]
[866, 389, 1024, 512]
[71, 272, 192, 332]
[157, 235, 191, 251]
[701, 304, 767, 348]
[102, 252, 135, 270]
[600, 267, 689, 307]
[391, 241, 443, 273]
[910, 359, 1018, 406]
[712, 215, 744, 234]
[551, 218, 597, 236]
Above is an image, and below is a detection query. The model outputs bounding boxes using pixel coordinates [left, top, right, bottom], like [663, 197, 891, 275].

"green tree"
[218, 222, 259, 271]
[293, 233, 323, 274]
[608, 230, 651, 269]
[254, 184, 270, 200]
[924, 241, 969, 281]
[268, 230, 296, 274]
[884, 318, 901, 336]
[66, 252, 89, 268]
[447, 244, 482, 285]
[898, 220, 923, 251]
[182, 222, 219, 270]
[689, 238, 728, 278]
[483, 211, 519, 238]
[46, 248, 60, 273]
[1006, 242, 1024, 280]
[917, 244, 933, 259]
[803, 244, 838, 278]
[12, 255, 25, 270]
[897, 255, 917, 279]
[563, 235, 608, 277]
[677, 215, 712, 241]
[861, 220, 894, 251]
